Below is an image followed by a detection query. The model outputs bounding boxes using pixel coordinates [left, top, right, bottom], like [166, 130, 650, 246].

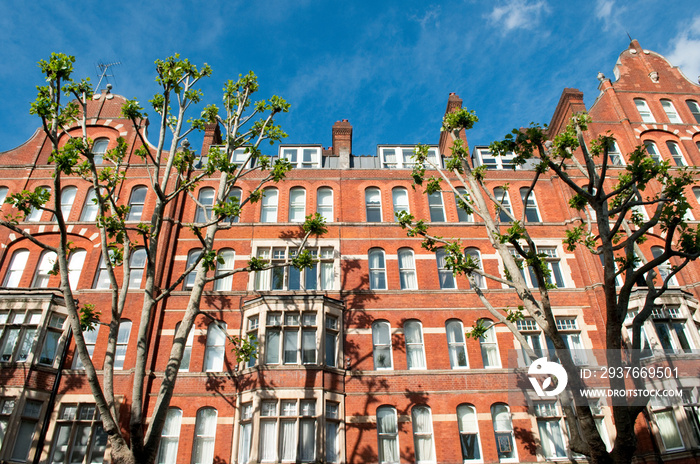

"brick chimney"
[439, 93, 467, 156]
[201, 122, 222, 157]
[547, 88, 586, 137]
[332, 119, 352, 169]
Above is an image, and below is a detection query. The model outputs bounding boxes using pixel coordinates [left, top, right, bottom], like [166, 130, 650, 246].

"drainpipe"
[33, 324, 73, 464]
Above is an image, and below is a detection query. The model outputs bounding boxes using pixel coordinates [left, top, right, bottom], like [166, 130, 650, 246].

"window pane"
[428, 192, 445, 222]
[266, 330, 280, 364]
[365, 188, 382, 222]
[317, 188, 333, 222]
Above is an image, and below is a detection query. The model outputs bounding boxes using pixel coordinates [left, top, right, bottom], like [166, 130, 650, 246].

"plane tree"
[398, 109, 700, 464]
[0, 53, 325, 464]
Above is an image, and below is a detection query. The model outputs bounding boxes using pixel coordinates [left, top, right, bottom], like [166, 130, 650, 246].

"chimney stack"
[439, 93, 466, 156]
[201, 122, 222, 157]
[332, 119, 352, 169]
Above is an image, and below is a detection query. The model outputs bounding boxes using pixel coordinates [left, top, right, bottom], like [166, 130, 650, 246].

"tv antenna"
[93, 61, 121, 98]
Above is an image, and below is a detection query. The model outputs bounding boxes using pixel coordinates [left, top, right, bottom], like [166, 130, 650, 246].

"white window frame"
[369, 248, 387, 290]
[92, 138, 109, 165]
[660, 99, 681, 124]
[254, 246, 335, 291]
[411, 405, 436, 464]
[379, 146, 440, 170]
[474, 148, 518, 170]
[281, 146, 321, 169]
[73, 325, 99, 369]
[479, 320, 501, 368]
[195, 187, 216, 224]
[316, 187, 333, 223]
[493, 188, 512, 222]
[238, 403, 253, 464]
[127, 186, 147, 221]
[446, 320, 468, 369]
[377, 406, 400, 464]
[204, 322, 227, 372]
[176, 322, 194, 372]
[365, 187, 382, 222]
[289, 187, 307, 223]
[457, 404, 482, 462]
[436, 248, 456, 289]
[0, 309, 42, 363]
[404, 320, 426, 370]
[455, 187, 473, 222]
[650, 305, 695, 354]
[3, 249, 29, 287]
[392, 187, 409, 221]
[157, 408, 183, 464]
[48, 403, 107, 464]
[428, 191, 446, 222]
[261, 188, 278, 223]
[33, 250, 57, 288]
[184, 249, 202, 290]
[644, 140, 662, 164]
[26, 186, 50, 222]
[192, 407, 218, 464]
[607, 140, 625, 166]
[464, 248, 485, 289]
[80, 188, 99, 221]
[372, 321, 393, 370]
[398, 248, 417, 290]
[634, 98, 656, 123]
[11, 400, 43, 462]
[556, 318, 587, 365]
[649, 396, 684, 451]
[68, 249, 86, 291]
[60, 186, 77, 220]
[686, 100, 700, 124]
[128, 248, 147, 289]
[258, 399, 318, 463]
[491, 404, 517, 462]
[213, 249, 235, 291]
[114, 319, 131, 370]
[534, 401, 567, 459]
[665, 141, 687, 166]
[519, 187, 541, 222]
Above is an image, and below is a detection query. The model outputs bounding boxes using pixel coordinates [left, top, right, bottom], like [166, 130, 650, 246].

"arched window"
[465, 248, 485, 289]
[491, 404, 516, 461]
[184, 249, 202, 290]
[493, 187, 512, 222]
[446, 320, 468, 368]
[686, 100, 700, 124]
[455, 187, 472, 222]
[225, 188, 241, 223]
[644, 140, 661, 164]
[0, 186, 8, 206]
[398, 248, 417, 290]
[127, 186, 147, 221]
[213, 249, 235, 291]
[175, 322, 195, 372]
[377, 406, 399, 464]
[665, 141, 687, 166]
[60, 186, 77, 219]
[156, 408, 182, 464]
[634, 98, 655, 123]
[192, 408, 218, 464]
[80, 188, 99, 221]
[289, 187, 306, 222]
[479, 319, 500, 368]
[92, 138, 109, 165]
[73, 325, 99, 369]
[195, 187, 216, 223]
[428, 191, 445, 222]
[67, 249, 87, 291]
[606, 140, 624, 166]
[204, 322, 227, 372]
[33, 250, 57, 287]
[369, 248, 387, 290]
[392, 187, 409, 221]
[660, 99, 681, 123]
[128, 248, 147, 289]
[260, 188, 278, 223]
[519, 187, 541, 222]
[26, 186, 50, 222]
[404, 320, 426, 369]
[3, 249, 29, 287]
[115, 320, 132, 370]
[372, 321, 393, 369]
[651, 246, 678, 286]
[411, 405, 436, 463]
[365, 187, 382, 222]
[316, 187, 333, 222]
[457, 404, 481, 461]
[436, 248, 455, 289]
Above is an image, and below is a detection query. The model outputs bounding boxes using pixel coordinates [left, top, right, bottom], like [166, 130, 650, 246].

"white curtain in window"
[34, 251, 57, 287]
[157, 409, 182, 464]
[655, 411, 683, 450]
[60, 187, 77, 218]
[115, 321, 132, 370]
[238, 423, 251, 464]
[480, 325, 499, 367]
[369, 250, 386, 289]
[213, 249, 235, 291]
[405, 322, 426, 369]
[260, 420, 277, 462]
[321, 262, 333, 289]
[192, 408, 217, 464]
[377, 408, 398, 463]
[325, 422, 339, 462]
[266, 330, 280, 364]
[81, 188, 98, 221]
[4, 249, 29, 287]
[398, 249, 417, 289]
[317, 188, 333, 222]
[446, 321, 468, 368]
[204, 323, 226, 371]
[538, 420, 566, 458]
[279, 419, 297, 461]
[68, 249, 86, 290]
[299, 418, 316, 461]
[412, 407, 435, 463]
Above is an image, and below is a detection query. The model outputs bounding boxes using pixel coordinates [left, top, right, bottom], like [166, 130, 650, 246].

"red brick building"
[0, 40, 699, 464]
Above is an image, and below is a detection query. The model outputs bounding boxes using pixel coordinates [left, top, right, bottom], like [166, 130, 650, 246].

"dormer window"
[473, 147, 517, 170]
[281, 147, 321, 168]
[379, 146, 440, 169]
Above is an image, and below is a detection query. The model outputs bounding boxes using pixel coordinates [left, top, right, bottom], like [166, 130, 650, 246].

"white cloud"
[594, 0, 623, 31]
[666, 15, 700, 84]
[488, 0, 548, 32]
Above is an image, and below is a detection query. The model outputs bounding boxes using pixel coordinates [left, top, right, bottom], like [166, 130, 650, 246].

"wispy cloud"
[666, 15, 700, 84]
[487, 0, 548, 32]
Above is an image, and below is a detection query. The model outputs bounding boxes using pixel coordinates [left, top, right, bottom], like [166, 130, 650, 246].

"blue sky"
[1, 1, 699, 156]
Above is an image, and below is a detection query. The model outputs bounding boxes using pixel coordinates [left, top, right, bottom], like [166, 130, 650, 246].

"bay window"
[650, 305, 695, 354]
[254, 246, 334, 291]
[534, 402, 566, 459]
[49, 403, 107, 464]
[0, 310, 41, 363]
[259, 399, 317, 462]
[326, 402, 340, 462]
[238, 403, 253, 464]
[11, 400, 43, 461]
[649, 396, 684, 451]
